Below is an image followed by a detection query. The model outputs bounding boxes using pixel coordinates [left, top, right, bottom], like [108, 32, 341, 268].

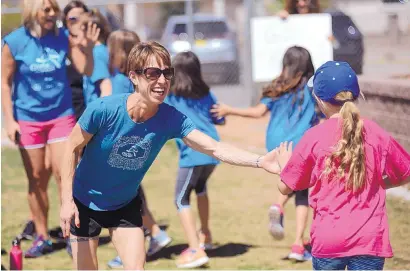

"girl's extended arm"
[211, 103, 269, 118]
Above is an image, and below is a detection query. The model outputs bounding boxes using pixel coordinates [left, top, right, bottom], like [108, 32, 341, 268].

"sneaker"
[268, 204, 284, 240]
[146, 230, 172, 257]
[49, 227, 65, 242]
[24, 235, 53, 258]
[288, 244, 305, 262]
[176, 248, 209, 269]
[107, 256, 123, 269]
[18, 220, 36, 241]
[198, 230, 213, 250]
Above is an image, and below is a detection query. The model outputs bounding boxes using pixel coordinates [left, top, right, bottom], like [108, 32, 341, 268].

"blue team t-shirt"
[165, 92, 220, 168]
[110, 70, 134, 95]
[73, 93, 196, 211]
[3, 26, 73, 121]
[83, 44, 110, 104]
[261, 84, 316, 151]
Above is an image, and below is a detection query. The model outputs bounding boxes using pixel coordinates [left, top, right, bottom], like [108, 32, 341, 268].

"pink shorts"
[17, 115, 76, 149]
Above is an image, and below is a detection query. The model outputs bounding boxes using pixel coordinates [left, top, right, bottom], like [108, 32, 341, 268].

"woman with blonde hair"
[59, 41, 281, 270]
[1, 0, 99, 258]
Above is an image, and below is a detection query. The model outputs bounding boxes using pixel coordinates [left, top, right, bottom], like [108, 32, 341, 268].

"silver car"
[161, 14, 240, 84]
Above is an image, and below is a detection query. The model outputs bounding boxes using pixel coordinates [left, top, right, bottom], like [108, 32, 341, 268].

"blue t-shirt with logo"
[3, 26, 73, 122]
[165, 92, 221, 168]
[261, 84, 316, 151]
[83, 44, 110, 104]
[73, 93, 196, 211]
[110, 70, 134, 95]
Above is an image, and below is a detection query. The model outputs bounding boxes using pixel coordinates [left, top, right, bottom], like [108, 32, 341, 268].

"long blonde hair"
[323, 91, 366, 192]
[22, 0, 60, 37]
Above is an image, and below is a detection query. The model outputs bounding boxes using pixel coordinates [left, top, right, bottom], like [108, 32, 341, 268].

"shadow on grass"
[147, 242, 255, 262]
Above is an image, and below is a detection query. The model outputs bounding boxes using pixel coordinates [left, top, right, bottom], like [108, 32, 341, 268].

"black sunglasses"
[135, 67, 174, 80]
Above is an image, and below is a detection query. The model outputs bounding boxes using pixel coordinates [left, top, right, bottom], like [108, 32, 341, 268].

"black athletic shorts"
[70, 195, 143, 238]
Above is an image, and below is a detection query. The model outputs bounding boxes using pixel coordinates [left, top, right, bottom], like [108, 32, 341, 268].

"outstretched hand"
[259, 141, 293, 175]
[69, 22, 100, 52]
[210, 103, 231, 119]
[276, 141, 293, 172]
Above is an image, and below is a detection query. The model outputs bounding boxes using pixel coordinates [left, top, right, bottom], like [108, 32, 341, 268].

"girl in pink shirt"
[274, 61, 410, 270]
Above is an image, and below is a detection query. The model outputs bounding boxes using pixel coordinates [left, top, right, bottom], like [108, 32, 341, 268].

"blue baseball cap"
[307, 61, 360, 105]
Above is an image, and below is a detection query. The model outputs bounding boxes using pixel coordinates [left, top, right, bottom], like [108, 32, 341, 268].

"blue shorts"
[313, 255, 385, 270]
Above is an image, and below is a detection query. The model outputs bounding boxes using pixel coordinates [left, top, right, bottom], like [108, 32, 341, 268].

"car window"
[173, 21, 228, 39]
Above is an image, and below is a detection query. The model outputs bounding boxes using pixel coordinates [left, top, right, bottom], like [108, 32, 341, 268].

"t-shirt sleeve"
[3, 29, 23, 57]
[77, 99, 107, 135]
[90, 46, 110, 83]
[382, 136, 410, 185]
[168, 106, 196, 139]
[280, 131, 316, 191]
[260, 97, 274, 110]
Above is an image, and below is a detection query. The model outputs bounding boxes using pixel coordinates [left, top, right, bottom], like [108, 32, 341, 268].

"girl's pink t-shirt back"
[280, 117, 410, 258]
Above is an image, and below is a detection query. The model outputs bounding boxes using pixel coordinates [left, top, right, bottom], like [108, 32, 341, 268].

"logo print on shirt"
[29, 48, 64, 92]
[107, 136, 152, 170]
[29, 48, 62, 73]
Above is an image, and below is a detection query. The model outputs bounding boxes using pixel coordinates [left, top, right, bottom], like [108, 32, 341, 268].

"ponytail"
[323, 91, 366, 192]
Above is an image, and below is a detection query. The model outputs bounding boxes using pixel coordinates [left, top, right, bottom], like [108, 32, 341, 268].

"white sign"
[251, 14, 333, 82]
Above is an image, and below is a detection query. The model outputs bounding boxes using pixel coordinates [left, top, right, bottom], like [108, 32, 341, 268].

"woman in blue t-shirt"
[1, 0, 99, 258]
[212, 46, 324, 261]
[104, 30, 174, 268]
[165, 51, 225, 268]
[59, 41, 281, 270]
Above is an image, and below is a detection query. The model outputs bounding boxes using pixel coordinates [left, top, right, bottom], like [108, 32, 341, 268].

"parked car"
[326, 8, 364, 75]
[161, 14, 240, 84]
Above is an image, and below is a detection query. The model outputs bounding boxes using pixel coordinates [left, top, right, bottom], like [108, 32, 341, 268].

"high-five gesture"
[69, 21, 100, 52]
[276, 141, 293, 173]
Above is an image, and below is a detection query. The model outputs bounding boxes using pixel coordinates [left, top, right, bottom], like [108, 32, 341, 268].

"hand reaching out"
[259, 141, 293, 175]
[210, 103, 231, 119]
[69, 21, 100, 52]
[276, 141, 293, 172]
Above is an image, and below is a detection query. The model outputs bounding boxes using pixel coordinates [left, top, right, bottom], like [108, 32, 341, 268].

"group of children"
[5, 0, 410, 270]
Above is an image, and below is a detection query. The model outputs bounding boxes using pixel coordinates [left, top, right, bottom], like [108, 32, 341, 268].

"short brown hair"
[107, 30, 141, 75]
[126, 41, 171, 76]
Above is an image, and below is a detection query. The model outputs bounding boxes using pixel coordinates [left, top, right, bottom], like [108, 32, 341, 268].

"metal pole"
[185, 0, 195, 48]
[243, 0, 254, 106]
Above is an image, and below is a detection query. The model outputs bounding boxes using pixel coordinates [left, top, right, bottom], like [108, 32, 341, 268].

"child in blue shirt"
[211, 46, 323, 261]
[165, 51, 225, 268]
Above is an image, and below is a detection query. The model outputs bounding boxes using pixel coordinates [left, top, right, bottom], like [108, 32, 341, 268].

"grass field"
[1, 116, 410, 270]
